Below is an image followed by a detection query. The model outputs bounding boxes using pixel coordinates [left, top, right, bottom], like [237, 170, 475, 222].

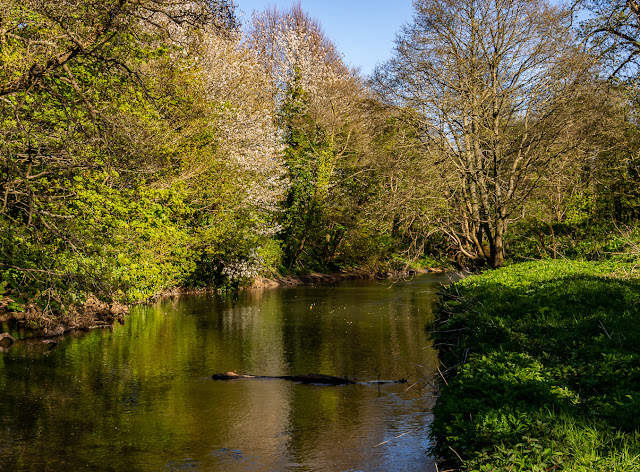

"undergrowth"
[430, 259, 640, 471]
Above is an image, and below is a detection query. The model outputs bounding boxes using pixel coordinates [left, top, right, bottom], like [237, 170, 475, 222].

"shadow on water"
[0, 273, 459, 471]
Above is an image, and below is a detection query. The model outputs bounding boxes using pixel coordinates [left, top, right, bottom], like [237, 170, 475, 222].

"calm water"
[0, 273, 456, 471]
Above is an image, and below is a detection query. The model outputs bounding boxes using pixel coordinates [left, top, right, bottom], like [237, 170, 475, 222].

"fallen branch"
[211, 371, 407, 386]
[0, 333, 16, 344]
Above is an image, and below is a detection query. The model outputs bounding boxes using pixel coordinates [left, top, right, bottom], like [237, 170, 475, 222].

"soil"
[0, 296, 127, 338]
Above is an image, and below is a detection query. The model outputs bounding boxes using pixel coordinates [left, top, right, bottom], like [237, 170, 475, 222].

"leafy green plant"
[431, 260, 640, 471]
[6, 301, 25, 312]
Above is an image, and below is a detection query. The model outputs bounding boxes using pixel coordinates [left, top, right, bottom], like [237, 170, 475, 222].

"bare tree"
[375, 0, 598, 267]
[579, 0, 640, 78]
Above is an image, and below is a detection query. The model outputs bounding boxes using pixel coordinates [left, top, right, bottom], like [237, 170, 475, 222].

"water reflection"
[0, 273, 457, 471]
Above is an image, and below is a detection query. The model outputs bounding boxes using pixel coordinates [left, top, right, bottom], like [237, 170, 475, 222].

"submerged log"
[0, 333, 16, 344]
[211, 371, 406, 385]
[211, 371, 255, 380]
[277, 374, 357, 385]
[210, 371, 354, 384]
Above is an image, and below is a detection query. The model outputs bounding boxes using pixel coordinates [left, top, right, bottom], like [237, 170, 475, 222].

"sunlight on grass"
[430, 260, 640, 471]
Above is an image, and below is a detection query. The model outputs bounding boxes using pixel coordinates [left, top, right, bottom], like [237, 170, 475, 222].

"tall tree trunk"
[490, 218, 507, 268]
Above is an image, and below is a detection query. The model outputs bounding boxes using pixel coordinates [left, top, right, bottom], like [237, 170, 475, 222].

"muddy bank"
[249, 267, 444, 289]
[0, 296, 127, 338]
[251, 270, 375, 289]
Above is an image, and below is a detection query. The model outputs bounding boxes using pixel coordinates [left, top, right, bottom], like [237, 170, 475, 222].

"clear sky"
[232, 0, 415, 76]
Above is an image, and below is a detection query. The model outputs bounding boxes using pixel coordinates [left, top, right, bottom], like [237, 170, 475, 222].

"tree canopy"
[1, 0, 640, 313]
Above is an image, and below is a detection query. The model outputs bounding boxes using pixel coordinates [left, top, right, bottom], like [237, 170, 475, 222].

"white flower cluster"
[221, 249, 264, 282]
[254, 220, 283, 237]
[195, 29, 288, 213]
[246, 6, 350, 109]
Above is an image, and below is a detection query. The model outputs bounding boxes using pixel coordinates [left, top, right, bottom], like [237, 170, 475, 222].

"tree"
[0, 0, 238, 232]
[579, 0, 640, 78]
[0, 0, 237, 98]
[175, 28, 287, 288]
[502, 81, 640, 261]
[0, 0, 259, 301]
[578, 1, 640, 217]
[245, 4, 382, 272]
[366, 104, 456, 264]
[374, 0, 597, 267]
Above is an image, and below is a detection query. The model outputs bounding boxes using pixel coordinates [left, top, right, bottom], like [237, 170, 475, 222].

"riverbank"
[429, 260, 640, 471]
[0, 267, 439, 339]
[250, 269, 376, 289]
[0, 296, 128, 339]
[249, 267, 439, 289]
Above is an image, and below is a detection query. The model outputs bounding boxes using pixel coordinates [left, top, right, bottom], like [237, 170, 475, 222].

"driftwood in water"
[211, 371, 355, 385]
[0, 333, 16, 344]
[211, 371, 406, 385]
[277, 374, 357, 385]
[211, 371, 255, 380]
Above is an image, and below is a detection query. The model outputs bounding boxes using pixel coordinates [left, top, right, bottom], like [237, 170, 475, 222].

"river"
[0, 272, 456, 471]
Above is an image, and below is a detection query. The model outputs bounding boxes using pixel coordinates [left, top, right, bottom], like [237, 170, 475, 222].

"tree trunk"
[490, 218, 507, 268]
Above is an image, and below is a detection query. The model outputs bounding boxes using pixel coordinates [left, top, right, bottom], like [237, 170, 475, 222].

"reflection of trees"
[276, 282, 440, 467]
[0, 279, 442, 470]
[278, 284, 439, 381]
[0, 293, 293, 470]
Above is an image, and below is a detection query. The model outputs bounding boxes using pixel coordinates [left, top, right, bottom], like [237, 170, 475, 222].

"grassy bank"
[430, 260, 640, 471]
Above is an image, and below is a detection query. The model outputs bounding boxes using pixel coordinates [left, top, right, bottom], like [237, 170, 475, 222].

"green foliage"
[564, 192, 596, 226]
[278, 72, 336, 271]
[506, 218, 640, 264]
[431, 260, 640, 471]
[186, 211, 279, 291]
[64, 178, 196, 301]
[0, 1, 282, 308]
[1, 173, 193, 303]
[276, 71, 394, 274]
[414, 255, 446, 270]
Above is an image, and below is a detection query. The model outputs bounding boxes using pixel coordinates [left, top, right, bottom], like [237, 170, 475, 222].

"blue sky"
[232, 0, 415, 76]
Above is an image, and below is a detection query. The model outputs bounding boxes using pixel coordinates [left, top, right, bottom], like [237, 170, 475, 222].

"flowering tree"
[245, 4, 382, 271]
[173, 27, 287, 286]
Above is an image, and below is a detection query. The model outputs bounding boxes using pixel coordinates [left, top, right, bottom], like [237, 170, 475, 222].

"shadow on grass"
[430, 266, 640, 470]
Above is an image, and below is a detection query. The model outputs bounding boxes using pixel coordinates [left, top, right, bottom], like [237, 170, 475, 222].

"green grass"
[430, 260, 640, 471]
